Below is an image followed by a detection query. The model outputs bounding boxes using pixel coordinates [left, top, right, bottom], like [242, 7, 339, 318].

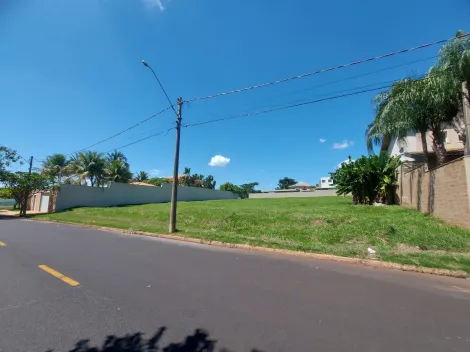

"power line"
[183, 86, 391, 128]
[182, 68, 453, 129]
[66, 105, 173, 156]
[185, 34, 468, 103]
[241, 55, 438, 111]
[106, 127, 175, 153]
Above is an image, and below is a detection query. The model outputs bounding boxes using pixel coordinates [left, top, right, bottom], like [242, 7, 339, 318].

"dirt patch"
[397, 243, 421, 253]
[311, 219, 326, 225]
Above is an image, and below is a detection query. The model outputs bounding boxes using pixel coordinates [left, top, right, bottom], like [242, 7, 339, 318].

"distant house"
[318, 177, 335, 190]
[288, 182, 314, 191]
[382, 126, 464, 168]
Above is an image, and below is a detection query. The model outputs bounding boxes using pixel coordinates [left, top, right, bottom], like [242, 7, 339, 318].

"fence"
[398, 156, 470, 230]
[54, 183, 238, 211]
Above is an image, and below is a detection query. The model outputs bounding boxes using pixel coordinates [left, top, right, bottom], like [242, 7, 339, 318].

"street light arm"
[142, 60, 178, 117]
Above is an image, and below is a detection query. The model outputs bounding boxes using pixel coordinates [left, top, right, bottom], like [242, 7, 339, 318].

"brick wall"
[399, 156, 470, 230]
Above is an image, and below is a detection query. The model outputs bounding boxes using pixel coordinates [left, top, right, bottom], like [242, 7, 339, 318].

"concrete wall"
[54, 183, 238, 211]
[399, 156, 470, 230]
[249, 190, 337, 199]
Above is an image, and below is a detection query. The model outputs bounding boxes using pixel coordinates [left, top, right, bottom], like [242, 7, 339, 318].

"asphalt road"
[1, 217, 470, 352]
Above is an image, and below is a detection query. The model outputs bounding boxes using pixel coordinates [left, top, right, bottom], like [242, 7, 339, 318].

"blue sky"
[1, 0, 469, 190]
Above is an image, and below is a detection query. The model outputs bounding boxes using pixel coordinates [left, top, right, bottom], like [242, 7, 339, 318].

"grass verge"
[35, 197, 470, 275]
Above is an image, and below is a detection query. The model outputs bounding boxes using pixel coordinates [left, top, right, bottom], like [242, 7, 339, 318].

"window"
[442, 131, 448, 144]
[322, 180, 326, 183]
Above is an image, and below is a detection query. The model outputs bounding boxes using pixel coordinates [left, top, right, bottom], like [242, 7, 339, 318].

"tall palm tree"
[107, 150, 128, 164]
[367, 71, 460, 167]
[41, 153, 69, 183]
[367, 78, 431, 165]
[437, 30, 470, 98]
[105, 159, 133, 184]
[437, 30, 470, 152]
[134, 171, 150, 182]
[69, 151, 106, 187]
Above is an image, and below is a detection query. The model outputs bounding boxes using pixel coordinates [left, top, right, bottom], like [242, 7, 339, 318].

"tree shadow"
[44, 327, 264, 352]
[0, 214, 18, 220]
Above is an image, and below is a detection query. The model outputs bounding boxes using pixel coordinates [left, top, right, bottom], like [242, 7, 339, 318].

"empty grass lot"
[36, 197, 470, 274]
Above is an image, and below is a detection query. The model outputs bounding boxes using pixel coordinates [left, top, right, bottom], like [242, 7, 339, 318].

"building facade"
[384, 126, 464, 168]
[318, 177, 335, 189]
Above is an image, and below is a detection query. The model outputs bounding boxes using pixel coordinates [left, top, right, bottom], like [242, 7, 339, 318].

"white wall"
[54, 183, 238, 211]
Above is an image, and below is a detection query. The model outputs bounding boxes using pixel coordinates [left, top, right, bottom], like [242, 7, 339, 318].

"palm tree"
[41, 154, 70, 183]
[134, 171, 150, 182]
[367, 71, 460, 167]
[69, 151, 106, 187]
[107, 150, 128, 164]
[437, 30, 470, 99]
[436, 30, 470, 152]
[202, 175, 216, 189]
[105, 159, 133, 184]
[181, 167, 192, 186]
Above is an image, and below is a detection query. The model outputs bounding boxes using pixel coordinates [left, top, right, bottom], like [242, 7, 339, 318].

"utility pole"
[463, 82, 470, 155]
[169, 97, 183, 233]
[21, 156, 33, 217]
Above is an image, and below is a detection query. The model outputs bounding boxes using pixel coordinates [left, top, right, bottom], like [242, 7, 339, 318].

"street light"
[142, 60, 183, 233]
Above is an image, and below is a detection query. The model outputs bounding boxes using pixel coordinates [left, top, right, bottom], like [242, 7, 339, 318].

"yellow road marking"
[38, 265, 80, 287]
[0, 241, 6, 247]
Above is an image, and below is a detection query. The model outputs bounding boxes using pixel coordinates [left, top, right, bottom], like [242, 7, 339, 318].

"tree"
[437, 30, 470, 102]
[202, 175, 216, 189]
[0, 146, 20, 179]
[181, 167, 192, 186]
[145, 177, 170, 187]
[41, 154, 70, 183]
[276, 177, 297, 190]
[2, 172, 53, 216]
[69, 151, 107, 187]
[105, 159, 133, 183]
[134, 171, 150, 182]
[367, 71, 460, 167]
[330, 152, 402, 205]
[219, 182, 246, 198]
[436, 30, 470, 152]
[240, 182, 261, 195]
[107, 150, 128, 164]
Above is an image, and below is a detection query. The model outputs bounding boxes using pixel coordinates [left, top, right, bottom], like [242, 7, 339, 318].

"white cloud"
[319, 138, 326, 143]
[333, 140, 354, 149]
[148, 169, 160, 176]
[142, 0, 165, 11]
[209, 155, 230, 167]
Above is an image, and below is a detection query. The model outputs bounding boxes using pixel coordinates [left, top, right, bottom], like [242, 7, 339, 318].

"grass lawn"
[35, 197, 470, 274]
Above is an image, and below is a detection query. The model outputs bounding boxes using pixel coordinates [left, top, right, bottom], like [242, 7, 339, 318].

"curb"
[32, 218, 468, 279]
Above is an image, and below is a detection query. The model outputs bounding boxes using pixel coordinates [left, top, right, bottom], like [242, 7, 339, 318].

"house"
[382, 126, 464, 168]
[318, 177, 335, 190]
[288, 182, 314, 191]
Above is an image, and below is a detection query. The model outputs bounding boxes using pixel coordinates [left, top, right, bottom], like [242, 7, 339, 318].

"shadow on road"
[44, 327, 264, 352]
[0, 214, 18, 220]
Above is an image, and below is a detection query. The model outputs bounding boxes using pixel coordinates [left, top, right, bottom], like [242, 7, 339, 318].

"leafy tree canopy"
[276, 177, 297, 190]
[2, 172, 53, 215]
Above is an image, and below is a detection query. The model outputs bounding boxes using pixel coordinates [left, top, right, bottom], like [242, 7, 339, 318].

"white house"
[318, 177, 335, 189]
